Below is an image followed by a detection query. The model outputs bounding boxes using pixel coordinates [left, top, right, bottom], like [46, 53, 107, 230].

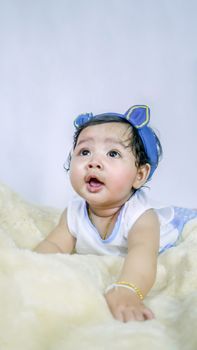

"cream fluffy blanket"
[0, 183, 197, 350]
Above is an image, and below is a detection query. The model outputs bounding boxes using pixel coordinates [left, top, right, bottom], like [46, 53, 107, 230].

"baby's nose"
[87, 158, 103, 169]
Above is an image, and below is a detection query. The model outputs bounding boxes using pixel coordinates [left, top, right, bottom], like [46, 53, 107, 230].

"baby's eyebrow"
[77, 137, 126, 146]
[77, 137, 127, 148]
[77, 137, 94, 146]
[104, 137, 128, 148]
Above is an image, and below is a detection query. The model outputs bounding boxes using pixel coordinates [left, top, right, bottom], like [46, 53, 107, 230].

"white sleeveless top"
[67, 189, 182, 256]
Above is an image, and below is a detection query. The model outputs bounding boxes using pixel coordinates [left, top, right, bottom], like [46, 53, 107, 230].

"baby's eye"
[107, 150, 121, 158]
[80, 149, 91, 156]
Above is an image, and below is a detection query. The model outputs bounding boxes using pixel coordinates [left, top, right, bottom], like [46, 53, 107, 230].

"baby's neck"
[87, 204, 123, 240]
[87, 204, 123, 219]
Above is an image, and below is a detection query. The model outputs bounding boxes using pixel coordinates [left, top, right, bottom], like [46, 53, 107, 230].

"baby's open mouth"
[88, 177, 104, 187]
[86, 176, 104, 192]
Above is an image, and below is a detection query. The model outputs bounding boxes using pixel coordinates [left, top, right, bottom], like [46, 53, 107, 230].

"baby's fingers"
[124, 308, 144, 322]
[143, 307, 155, 320]
[113, 308, 124, 322]
[112, 305, 135, 322]
[119, 307, 155, 322]
[133, 307, 155, 321]
[114, 307, 144, 322]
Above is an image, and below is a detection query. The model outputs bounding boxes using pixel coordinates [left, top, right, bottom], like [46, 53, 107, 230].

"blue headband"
[74, 105, 159, 179]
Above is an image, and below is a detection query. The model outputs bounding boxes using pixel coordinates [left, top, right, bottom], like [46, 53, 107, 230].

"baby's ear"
[132, 163, 151, 189]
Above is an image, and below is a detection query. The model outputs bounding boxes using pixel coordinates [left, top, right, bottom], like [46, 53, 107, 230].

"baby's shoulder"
[67, 196, 85, 212]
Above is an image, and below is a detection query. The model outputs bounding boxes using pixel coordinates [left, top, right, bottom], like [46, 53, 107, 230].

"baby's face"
[69, 122, 143, 209]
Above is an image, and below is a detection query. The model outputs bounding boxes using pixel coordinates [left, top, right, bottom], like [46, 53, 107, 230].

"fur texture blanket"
[0, 183, 197, 350]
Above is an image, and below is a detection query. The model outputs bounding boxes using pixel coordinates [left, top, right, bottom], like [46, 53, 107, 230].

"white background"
[0, 0, 196, 209]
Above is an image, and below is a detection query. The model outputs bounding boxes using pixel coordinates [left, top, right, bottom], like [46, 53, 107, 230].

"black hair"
[64, 116, 163, 180]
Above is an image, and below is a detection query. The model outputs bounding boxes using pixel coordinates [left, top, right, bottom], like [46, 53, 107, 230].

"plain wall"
[0, 0, 197, 209]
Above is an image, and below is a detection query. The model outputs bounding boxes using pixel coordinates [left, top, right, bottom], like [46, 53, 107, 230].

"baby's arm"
[34, 209, 76, 254]
[105, 209, 160, 322]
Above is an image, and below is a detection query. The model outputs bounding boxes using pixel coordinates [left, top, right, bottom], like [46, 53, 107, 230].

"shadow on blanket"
[0, 183, 197, 350]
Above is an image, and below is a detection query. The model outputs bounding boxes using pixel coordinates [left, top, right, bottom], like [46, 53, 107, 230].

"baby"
[35, 105, 197, 322]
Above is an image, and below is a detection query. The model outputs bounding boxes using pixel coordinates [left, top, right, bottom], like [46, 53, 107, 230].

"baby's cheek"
[115, 168, 137, 191]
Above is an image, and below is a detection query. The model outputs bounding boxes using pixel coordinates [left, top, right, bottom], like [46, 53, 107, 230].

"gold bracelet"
[116, 281, 144, 300]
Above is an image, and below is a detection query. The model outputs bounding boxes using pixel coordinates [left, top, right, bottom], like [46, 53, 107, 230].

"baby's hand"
[105, 287, 155, 322]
